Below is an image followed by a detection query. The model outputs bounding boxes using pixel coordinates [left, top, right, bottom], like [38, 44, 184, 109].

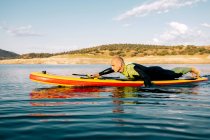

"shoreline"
[0, 55, 210, 64]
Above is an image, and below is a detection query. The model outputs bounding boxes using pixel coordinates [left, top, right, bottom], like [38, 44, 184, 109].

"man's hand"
[90, 73, 100, 78]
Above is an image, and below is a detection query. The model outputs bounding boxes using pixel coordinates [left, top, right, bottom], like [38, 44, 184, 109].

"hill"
[1, 44, 210, 60]
[20, 53, 53, 59]
[56, 44, 210, 57]
[0, 49, 20, 59]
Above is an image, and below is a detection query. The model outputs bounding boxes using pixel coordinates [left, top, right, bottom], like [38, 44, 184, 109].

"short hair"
[111, 56, 124, 64]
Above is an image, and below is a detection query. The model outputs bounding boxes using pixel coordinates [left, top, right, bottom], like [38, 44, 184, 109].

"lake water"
[0, 64, 210, 140]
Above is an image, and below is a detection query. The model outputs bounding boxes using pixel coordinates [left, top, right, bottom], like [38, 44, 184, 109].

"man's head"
[111, 56, 125, 72]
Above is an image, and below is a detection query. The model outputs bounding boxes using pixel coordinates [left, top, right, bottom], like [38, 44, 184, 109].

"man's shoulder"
[126, 63, 142, 67]
[125, 63, 142, 72]
[125, 63, 135, 68]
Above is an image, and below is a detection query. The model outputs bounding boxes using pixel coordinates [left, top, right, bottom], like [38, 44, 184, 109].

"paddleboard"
[30, 72, 208, 87]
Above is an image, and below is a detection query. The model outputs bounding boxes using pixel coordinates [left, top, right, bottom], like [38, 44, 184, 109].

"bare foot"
[191, 67, 200, 78]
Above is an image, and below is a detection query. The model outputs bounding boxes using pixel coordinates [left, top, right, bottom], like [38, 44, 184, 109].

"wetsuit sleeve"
[133, 66, 153, 87]
[99, 68, 114, 76]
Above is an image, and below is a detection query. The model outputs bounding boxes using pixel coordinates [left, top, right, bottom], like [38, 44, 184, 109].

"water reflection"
[30, 86, 102, 99]
[29, 85, 203, 121]
[30, 86, 105, 106]
[30, 85, 199, 106]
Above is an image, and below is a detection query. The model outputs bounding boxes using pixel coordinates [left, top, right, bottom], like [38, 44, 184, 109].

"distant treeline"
[1, 44, 210, 59]
[19, 53, 53, 59]
[57, 44, 210, 57]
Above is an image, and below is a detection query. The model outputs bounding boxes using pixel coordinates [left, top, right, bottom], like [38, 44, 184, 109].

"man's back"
[133, 64, 182, 80]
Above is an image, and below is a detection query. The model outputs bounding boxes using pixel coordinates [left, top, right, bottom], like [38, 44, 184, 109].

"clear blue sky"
[0, 0, 210, 54]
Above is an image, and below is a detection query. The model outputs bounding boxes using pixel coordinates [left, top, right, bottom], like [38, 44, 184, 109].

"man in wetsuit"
[92, 56, 201, 87]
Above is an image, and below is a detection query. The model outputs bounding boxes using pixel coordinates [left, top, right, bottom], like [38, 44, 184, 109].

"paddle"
[72, 73, 90, 77]
[72, 73, 120, 79]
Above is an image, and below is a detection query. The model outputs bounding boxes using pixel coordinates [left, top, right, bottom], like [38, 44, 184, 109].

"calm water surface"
[0, 64, 210, 140]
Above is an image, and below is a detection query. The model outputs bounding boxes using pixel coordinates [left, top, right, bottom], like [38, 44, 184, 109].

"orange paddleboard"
[30, 72, 208, 87]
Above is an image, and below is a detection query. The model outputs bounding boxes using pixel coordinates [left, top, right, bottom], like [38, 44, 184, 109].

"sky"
[0, 0, 210, 54]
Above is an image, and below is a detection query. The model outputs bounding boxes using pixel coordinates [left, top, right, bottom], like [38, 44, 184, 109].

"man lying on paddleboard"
[91, 56, 201, 87]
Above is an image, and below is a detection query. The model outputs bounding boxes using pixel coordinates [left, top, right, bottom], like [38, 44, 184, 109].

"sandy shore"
[0, 55, 210, 64]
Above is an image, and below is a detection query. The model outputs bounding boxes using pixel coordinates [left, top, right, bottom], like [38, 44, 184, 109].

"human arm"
[133, 66, 153, 87]
[92, 67, 114, 78]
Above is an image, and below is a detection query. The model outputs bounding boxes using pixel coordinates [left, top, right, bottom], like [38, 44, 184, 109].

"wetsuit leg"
[147, 66, 182, 80]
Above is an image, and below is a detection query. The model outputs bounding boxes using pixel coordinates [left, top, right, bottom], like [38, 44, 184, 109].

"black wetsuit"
[99, 63, 183, 87]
